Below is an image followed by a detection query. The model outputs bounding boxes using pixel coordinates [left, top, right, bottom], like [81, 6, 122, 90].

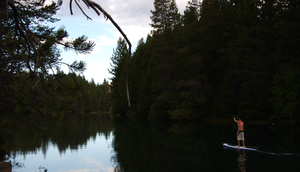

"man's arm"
[234, 118, 237, 122]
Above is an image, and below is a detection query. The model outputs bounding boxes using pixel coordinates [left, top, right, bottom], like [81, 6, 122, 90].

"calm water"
[2, 113, 300, 172]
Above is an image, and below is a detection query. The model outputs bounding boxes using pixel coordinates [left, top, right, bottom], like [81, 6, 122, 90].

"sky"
[48, 0, 190, 84]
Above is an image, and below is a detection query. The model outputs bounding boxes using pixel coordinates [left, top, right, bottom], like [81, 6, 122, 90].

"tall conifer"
[150, 0, 180, 34]
[108, 38, 129, 115]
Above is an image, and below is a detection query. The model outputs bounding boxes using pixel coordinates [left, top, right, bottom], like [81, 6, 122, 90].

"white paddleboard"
[223, 143, 257, 151]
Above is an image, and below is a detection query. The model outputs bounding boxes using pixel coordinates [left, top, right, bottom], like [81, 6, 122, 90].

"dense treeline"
[110, 0, 300, 123]
[55, 71, 112, 113]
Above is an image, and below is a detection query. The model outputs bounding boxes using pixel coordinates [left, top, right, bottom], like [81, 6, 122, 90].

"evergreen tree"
[148, 0, 181, 118]
[183, 0, 201, 25]
[109, 38, 129, 115]
[271, 69, 300, 123]
[225, 0, 275, 119]
[99, 79, 112, 112]
[150, 0, 181, 34]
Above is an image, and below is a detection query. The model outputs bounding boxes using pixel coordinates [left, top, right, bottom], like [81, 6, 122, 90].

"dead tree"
[70, 0, 131, 107]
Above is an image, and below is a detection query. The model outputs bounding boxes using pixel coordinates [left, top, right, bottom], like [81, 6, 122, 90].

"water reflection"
[3, 113, 114, 171]
[111, 118, 300, 172]
[4, 113, 113, 155]
[111, 118, 235, 172]
[2, 114, 300, 172]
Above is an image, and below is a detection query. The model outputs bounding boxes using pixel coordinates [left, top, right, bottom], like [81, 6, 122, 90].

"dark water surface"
[2, 113, 300, 172]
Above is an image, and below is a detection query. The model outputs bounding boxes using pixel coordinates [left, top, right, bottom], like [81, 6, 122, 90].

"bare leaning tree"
[69, 0, 132, 107]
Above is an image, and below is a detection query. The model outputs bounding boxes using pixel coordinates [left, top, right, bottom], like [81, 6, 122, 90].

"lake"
[2, 113, 300, 172]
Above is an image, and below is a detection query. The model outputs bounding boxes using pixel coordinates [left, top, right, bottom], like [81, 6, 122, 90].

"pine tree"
[183, 0, 201, 25]
[150, 0, 180, 34]
[108, 38, 129, 115]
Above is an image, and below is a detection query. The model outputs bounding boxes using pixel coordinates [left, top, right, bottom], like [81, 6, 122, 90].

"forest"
[109, 0, 300, 124]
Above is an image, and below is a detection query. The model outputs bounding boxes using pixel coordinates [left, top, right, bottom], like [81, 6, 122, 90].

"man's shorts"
[237, 131, 245, 140]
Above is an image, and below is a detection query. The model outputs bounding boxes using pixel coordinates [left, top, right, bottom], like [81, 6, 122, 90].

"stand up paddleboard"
[223, 143, 257, 151]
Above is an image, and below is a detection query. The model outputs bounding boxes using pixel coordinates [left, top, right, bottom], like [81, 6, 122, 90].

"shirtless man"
[234, 117, 245, 148]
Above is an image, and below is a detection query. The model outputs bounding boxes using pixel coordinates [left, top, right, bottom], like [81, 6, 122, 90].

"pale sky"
[49, 0, 189, 84]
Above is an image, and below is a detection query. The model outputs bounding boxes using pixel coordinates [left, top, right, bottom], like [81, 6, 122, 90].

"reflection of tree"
[111, 119, 235, 171]
[49, 113, 113, 154]
[3, 113, 113, 158]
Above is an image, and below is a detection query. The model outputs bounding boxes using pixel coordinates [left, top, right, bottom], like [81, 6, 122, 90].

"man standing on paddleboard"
[234, 118, 245, 148]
